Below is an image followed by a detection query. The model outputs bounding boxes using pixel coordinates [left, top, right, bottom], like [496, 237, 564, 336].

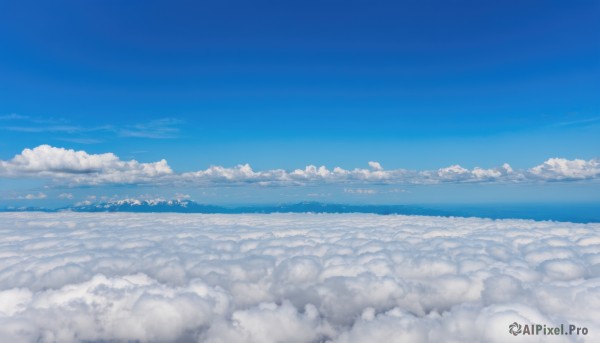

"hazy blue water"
[2, 202, 598, 223]
[423, 203, 600, 223]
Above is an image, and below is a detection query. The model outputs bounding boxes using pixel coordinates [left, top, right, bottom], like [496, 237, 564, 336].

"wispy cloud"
[119, 118, 182, 139]
[388, 188, 407, 193]
[59, 137, 104, 144]
[1, 145, 599, 187]
[307, 192, 331, 197]
[552, 116, 600, 128]
[1, 113, 183, 140]
[4, 125, 88, 133]
[0, 114, 112, 142]
[0, 113, 74, 126]
[0, 113, 29, 120]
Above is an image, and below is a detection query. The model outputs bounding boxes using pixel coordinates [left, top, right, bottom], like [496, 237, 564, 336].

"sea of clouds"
[0, 213, 599, 342]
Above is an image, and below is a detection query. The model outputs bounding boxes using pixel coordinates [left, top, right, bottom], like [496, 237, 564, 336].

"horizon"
[4, 198, 599, 224]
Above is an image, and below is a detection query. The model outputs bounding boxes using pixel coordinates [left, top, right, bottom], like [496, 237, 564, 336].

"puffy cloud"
[0, 145, 173, 185]
[528, 158, 600, 181]
[156, 156, 599, 186]
[0, 145, 599, 186]
[0, 213, 599, 342]
[57, 193, 74, 200]
[202, 301, 334, 343]
[420, 163, 515, 183]
[368, 161, 383, 171]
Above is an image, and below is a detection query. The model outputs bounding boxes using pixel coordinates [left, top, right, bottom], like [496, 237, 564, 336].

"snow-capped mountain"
[66, 199, 227, 213]
[63, 199, 447, 215]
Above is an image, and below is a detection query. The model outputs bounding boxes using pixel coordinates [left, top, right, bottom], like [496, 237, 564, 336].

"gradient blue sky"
[0, 0, 598, 206]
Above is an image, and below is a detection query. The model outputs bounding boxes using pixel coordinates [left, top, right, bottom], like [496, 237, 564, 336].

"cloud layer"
[1, 145, 599, 186]
[0, 145, 172, 185]
[0, 213, 599, 342]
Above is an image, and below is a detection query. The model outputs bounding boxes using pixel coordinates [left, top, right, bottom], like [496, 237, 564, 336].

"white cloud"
[15, 192, 47, 200]
[419, 162, 516, 183]
[528, 158, 600, 181]
[0, 213, 599, 342]
[119, 118, 182, 139]
[307, 192, 331, 198]
[388, 188, 406, 193]
[173, 193, 191, 200]
[73, 200, 93, 206]
[344, 188, 377, 194]
[368, 161, 383, 171]
[0, 145, 599, 186]
[57, 193, 74, 200]
[0, 145, 173, 185]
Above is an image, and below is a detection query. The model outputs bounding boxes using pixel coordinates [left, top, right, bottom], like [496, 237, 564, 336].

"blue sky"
[0, 0, 598, 207]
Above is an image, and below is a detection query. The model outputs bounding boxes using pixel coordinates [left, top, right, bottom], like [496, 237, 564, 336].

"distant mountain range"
[65, 199, 226, 213]
[2, 200, 599, 223]
[61, 199, 449, 216]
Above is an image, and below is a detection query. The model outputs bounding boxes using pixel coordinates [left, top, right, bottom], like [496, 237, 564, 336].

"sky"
[0, 0, 599, 207]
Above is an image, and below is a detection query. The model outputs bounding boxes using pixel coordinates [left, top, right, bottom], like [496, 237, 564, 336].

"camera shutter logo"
[509, 322, 522, 336]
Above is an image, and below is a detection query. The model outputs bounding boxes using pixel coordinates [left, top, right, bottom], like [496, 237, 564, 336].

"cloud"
[307, 192, 331, 198]
[178, 158, 596, 186]
[0, 213, 598, 342]
[419, 163, 516, 183]
[73, 200, 93, 206]
[388, 188, 406, 193]
[0, 145, 173, 185]
[57, 193, 74, 200]
[553, 116, 600, 128]
[344, 188, 377, 194]
[1, 114, 183, 141]
[3, 125, 87, 133]
[528, 158, 600, 181]
[119, 118, 182, 139]
[368, 161, 383, 171]
[16, 192, 47, 200]
[343, 188, 405, 195]
[0, 113, 29, 120]
[0, 145, 599, 186]
[58, 137, 103, 145]
[173, 193, 191, 200]
[0, 114, 110, 134]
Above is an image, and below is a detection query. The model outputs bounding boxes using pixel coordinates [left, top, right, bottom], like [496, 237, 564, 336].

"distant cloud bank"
[0, 213, 598, 342]
[1, 145, 599, 186]
[0, 145, 172, 185]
